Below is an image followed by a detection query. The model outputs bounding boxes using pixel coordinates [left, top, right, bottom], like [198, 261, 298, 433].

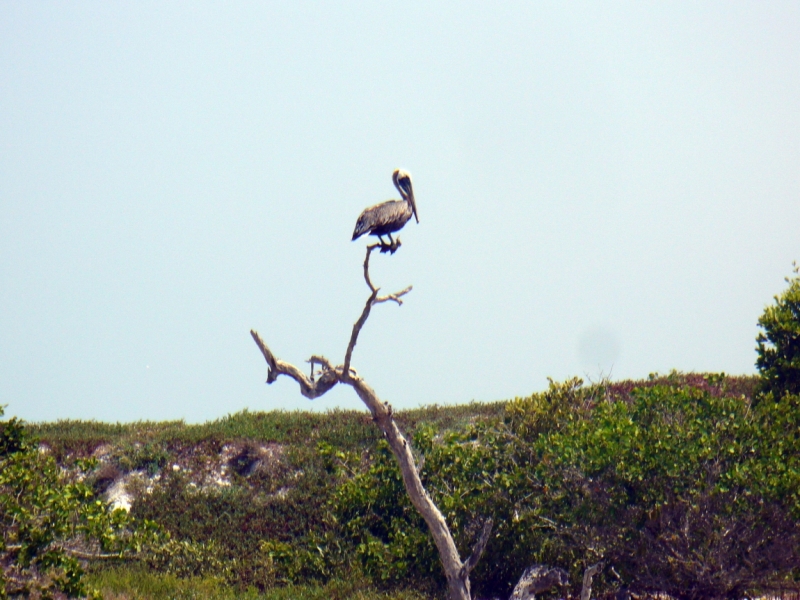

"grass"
[30, 374, 758, 458]
[88, 566, 432, 600]
[30, 403, 509, 460]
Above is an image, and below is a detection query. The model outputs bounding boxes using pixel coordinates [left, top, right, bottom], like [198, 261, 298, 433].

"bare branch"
[376, 285, 413, 305]
[340, 243, 415, 372]
[308, 355, 334, 370]
[509, 564, 569, 600]
[4, 543, 130, 561]
[343, 289, 378, 378]
[363, 243, 381, 293]
[251, 329, 280, 383]
[63, 547, 130, 561]
[346, 375, 470, 600]
[250, 330, 339, 399]
[363, 242, 412, 300]
[581, 562, 604, 600]
[462, 518, 494, 578]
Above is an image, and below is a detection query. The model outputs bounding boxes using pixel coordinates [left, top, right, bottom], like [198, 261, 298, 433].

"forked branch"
[250, 330, 338, 398]
[363, 241, 413, 305]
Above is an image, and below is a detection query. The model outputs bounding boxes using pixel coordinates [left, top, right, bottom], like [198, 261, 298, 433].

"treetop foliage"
[757, 262, 800, 397]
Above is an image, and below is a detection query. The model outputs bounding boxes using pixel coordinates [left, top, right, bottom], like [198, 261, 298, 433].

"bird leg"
[379, 234, 402, 254]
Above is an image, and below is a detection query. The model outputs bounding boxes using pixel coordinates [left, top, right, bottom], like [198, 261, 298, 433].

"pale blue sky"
[1, 2, 798, 423]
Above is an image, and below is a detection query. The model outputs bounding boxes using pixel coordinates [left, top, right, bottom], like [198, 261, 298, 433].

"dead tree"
[251, 241, 492, 600]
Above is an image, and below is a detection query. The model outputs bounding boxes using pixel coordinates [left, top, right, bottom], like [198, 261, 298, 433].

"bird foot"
[379, 237, 402, 254]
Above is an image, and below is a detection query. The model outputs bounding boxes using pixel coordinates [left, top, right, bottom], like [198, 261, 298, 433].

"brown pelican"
[352, 169, 418, 247]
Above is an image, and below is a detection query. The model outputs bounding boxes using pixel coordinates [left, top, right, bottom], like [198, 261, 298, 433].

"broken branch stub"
[251, 243, 484, 600]
[462, 518, 494, 579]
[509, 564, 569, 600]
[581, 562, 603, 600]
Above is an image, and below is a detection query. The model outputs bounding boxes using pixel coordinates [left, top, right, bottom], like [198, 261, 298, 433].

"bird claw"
[379, 238, 402, 254]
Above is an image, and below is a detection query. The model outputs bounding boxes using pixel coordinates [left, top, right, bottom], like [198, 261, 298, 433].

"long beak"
[394, 170, 419, 223]
[409, 188, 419, 223]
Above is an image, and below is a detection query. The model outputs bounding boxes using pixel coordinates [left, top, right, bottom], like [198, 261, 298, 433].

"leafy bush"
[119, 441, 171, 476]
[32, 405, 505, 459]
[142, 538, 233, 581]
[33, 386, 797, 598]
[130, 444, 349, 590]
[525, 378, 800, 599]
[757, 263, 800, 397]
[332, 376, 800, 599]
[0, 407, 160, 599]
[95, 405, 500, 591]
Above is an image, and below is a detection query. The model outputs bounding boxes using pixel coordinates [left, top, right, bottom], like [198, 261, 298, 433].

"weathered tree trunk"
[348, 376, 472, 600]
[251, 242, 489, 600]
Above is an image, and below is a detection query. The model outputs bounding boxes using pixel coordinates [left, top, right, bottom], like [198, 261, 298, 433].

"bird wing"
[352, 199, 408, 239]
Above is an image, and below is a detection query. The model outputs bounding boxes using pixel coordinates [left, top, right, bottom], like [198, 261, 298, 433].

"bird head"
[393, 169, 418, 223]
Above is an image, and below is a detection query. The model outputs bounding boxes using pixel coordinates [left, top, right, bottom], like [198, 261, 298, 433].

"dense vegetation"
[3, 268, 800, 599]
[0, 407, 160, 598]
[14, 371, 799, 600]
[335, 373, 799, 599]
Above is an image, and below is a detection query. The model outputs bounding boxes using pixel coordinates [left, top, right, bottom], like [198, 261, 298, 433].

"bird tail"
[351, 220, 368, 240]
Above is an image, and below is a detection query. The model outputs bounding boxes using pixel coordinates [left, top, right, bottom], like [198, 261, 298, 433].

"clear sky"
[1, 2, 798, 423]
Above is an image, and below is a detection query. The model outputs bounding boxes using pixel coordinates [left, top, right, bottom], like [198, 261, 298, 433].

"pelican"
[352, 169, 418, 248]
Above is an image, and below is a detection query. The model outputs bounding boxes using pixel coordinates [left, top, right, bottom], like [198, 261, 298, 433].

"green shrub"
[527, 379, 800, 599]
[142, 538, 233, 581]
[33, 386, 795, 598]
[332, 377, 800, 599]
[118, 405, 506, 592]
[0, 406, 160, 599]
[757, 263, 800, 397]
[130, 445, 349, 590]
[120, 441, 171, 476]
